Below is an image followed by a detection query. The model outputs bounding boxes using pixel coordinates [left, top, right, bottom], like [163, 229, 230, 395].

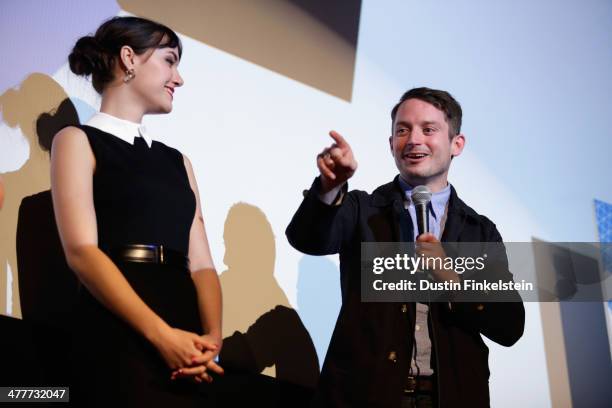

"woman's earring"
[123, 68, 135, 83]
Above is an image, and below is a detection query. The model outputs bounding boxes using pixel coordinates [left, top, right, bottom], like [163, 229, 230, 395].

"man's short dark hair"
[391, 87, 462, 139]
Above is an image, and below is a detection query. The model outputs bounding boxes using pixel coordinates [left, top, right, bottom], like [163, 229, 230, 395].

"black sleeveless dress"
[69, 125, 205, 406]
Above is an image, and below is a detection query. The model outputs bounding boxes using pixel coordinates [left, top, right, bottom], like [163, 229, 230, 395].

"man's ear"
[450, 133, 465, 159]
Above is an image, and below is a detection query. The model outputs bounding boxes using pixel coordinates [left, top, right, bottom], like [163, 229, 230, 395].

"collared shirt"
[398, 177, 451, 239]
[85, 111, 153, 148]
[398, 177, 452, 378]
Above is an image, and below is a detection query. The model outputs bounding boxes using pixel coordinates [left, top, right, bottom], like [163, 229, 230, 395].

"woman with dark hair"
[51, 16, 223, 406]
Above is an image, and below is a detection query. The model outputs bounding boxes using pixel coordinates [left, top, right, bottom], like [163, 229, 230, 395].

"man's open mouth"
[404, 153, 429, 159]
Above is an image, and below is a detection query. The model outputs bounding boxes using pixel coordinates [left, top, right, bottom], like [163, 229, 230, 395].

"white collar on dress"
[85, 112, 153, 148]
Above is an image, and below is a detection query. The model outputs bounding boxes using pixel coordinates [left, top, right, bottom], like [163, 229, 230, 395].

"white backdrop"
[2, 1, 612, 406]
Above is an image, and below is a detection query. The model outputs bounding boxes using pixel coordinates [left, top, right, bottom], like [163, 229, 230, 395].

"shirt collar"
[85, 112, 153, 147]
[398, 177, 452, 220]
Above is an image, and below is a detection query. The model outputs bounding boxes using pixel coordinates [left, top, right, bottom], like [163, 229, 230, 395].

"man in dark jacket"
[286, 87, 524, 407]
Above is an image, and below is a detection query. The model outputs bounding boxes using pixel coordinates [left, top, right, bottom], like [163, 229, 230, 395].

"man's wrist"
[319, 184, 343, 205]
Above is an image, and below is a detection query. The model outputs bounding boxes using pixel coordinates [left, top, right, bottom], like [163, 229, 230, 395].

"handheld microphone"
[411, 186, 432, 237]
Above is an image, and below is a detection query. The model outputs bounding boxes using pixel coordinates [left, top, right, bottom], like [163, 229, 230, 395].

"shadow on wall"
[218, 202, 319, 389]
[296, 255, 341, 369]
[17, 97, 81, 329]
[0, 73, 80, 386]
[0, 73, 80, 318]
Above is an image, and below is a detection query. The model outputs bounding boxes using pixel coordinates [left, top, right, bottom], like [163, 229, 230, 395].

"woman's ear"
[119, 45, 136, 71]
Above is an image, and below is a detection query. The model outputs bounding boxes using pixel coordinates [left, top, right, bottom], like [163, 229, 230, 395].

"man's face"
[389, 98, 464, 192]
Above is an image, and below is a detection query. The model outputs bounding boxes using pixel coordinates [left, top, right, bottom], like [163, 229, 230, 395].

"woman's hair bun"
[69, 36, 109, 75]
[68, 35, 113, 92]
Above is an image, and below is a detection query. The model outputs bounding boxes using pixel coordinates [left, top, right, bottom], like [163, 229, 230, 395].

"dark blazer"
[286, 176, 525, 408]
